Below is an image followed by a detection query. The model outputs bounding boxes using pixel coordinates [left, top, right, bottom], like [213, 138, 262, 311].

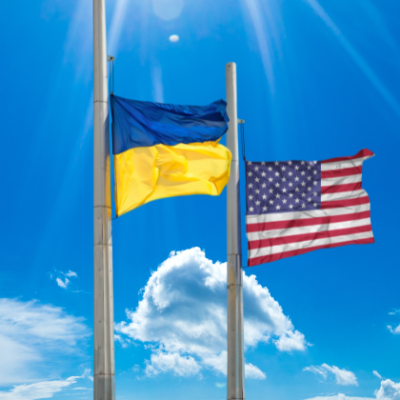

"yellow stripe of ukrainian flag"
[114, 141, 231, 216]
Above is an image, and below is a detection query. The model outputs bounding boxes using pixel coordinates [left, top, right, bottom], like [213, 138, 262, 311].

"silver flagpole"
[226, 62, 245, 400]
[93, 0, 115, 399]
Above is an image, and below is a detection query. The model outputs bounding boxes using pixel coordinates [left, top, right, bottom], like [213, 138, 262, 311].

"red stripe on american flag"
[321, 182, 361, 194]
[321, 166, 362, 179]
[246, 149, 374, 266]
[246, 210, 370, 233]
[321, 149, 374, 164]
[248, 225, 372, 249]
[321, 196, 369, 209]
[248, 237, 375, 266]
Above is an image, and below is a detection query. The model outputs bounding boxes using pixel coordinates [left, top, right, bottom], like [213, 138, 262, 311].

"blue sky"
[1, 0, 400, 399]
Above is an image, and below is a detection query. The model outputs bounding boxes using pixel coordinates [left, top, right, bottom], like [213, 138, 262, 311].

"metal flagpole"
[226, 62, 245, 400]
[93, 0, 115, 399]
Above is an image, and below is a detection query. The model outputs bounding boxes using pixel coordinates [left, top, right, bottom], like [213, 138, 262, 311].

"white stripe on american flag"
[246, 202, 371, 224]
[321, 189, 365, 202]
[248, 231, 374, 259]
[321, 160, 363, 170]
[321, 174, 362, 186]
[246, 149, 374, 266]
[247, 217, 371, 241]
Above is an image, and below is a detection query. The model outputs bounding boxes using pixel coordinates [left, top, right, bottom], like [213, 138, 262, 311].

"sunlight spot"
[169, 34, 179, 43]
[153, 0, 184, 21]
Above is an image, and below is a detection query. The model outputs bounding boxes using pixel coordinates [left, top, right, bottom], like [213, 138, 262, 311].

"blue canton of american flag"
[245, 150, 375, 267]
[246, 160, 321, 215]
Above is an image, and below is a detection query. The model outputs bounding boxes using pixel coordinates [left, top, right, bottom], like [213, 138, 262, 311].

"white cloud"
[0, 370, 91, 400]
[0, 298, 89, 386]
[303, 379, 400, 400]
[245, 363, 267, 380]
[201, 351, 266, 380]
[55, 270, 78, 289]
[116, 248, 306, 379]
[145, 352, 201, 377]
[56, 278, 69, 289]
[374, 371, 383, 380]
[201, 352, 227, 376]
[304, 395, 374, 400]
[304, 364, 358, 386]
[387, 325, 400, 335]
[376, 379, 400, 400]
[275, 330, 307, 352]
[388, 310, 400, 316]
[304, 365, 329, 380]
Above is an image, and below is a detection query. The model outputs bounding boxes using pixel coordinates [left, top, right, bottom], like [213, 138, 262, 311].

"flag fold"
[111, 95, 231, 216]
[245, 149, 375, 266]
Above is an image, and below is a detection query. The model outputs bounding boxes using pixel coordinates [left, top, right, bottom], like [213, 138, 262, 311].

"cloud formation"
[56, 277, 69, 289]
[304, 364, 358, 386]
[116, 248, 306, 378]
[304, 379, 400, 400]
[387, 325, 400, 335]
[0, 298, 90, 386]
[0, 370, 91, 400]
[376, 379, 400, 400]
[373, 371, 383, 380]
[304, 395, 373, 400]
[145, 352, 201, 377]
[55, 270, 78, 289]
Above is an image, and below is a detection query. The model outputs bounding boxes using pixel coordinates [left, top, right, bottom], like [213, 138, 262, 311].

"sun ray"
[304, 0, 400, 119]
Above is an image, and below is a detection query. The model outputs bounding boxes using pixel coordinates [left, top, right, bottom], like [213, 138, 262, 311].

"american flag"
[245, 149, 375, 266]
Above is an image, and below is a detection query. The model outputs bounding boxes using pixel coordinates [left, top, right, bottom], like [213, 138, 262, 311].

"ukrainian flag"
[111, 95, 232, 216]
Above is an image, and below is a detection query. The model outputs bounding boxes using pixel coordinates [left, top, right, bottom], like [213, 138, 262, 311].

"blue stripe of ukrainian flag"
[110, 95, 232, 216]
